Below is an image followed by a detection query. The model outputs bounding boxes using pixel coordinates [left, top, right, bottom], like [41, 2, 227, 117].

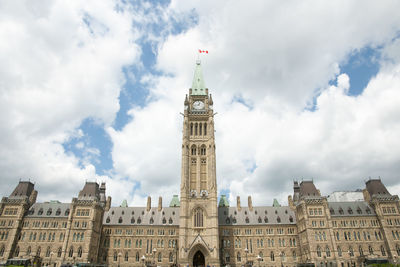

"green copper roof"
[120, 199, 128, 208]
[169, 195, 180, 207]
[219, 195, 229, 207]
[272, 198, 281, 207]
[191, 61, 207, 95]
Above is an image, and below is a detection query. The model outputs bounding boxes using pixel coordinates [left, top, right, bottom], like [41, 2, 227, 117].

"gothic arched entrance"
[193, 250, 205, 267]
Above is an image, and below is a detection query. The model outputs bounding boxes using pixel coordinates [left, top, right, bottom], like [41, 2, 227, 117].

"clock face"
[193, 100, 205, 110]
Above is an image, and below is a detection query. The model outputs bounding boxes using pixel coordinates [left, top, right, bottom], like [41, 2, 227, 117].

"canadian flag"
[199, 49, 208, 54]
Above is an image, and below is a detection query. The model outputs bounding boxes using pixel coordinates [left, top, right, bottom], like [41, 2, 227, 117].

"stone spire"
[190, 61, 207, 95]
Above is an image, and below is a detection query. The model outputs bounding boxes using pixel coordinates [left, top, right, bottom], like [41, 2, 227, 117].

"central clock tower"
[179, 61, 220, 267]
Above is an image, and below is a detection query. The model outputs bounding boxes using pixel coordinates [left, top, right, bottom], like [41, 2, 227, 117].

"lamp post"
[49, 252, 54, 267]
[153, 248, 157, 266]
[244, 248, 248, 267]
[256, 255, 262, 267]
[142, 255, 146, 267]
[118, 252, 122, 267]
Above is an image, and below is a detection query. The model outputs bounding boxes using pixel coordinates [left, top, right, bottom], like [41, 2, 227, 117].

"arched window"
[57, 247, 62, 257]
[200, 145, 206, 155]
[114, 251, 118, 261]
[369, 245, 373, 255]
[190, 123, 193, 135]
[258, 217, 262, 223]
[270, 251, 275, 261]
[150, 217, 154, 224]
[245, 217, 249, 224]
[46, 247, 51, 257]
[264, 216, 268, 223]
[125, 252, 128, 261]
[169, 218, 173, 224]
[280, 252, 285, 262]
[381, 245, 386, 256]
[396, 245, 400, 256]
[68, 247, 73, 257]
[317, 246, 321, 257]
[38, 208, 43, 215]
[277, 216, 281, 223]
[78, 247, 82, 258]
[349, 246, 354, 257]
[225, 252, 230, 263]
[15, 246, 20, 257]
[191, 145, 197, 155]
[65, 209, 70, 216]
[27, 246, 31, 256]
[136, 252, 140, 262]
[359, 246, 364, 256]
[0, 246, 4, 257]
[226, 218, 230, 224]
[289, 216, 293, 223]
[237, 252, 241, 262]
[194, 208, 204, 227]
[37, 247, 41, 257]
[162, 217, 166, 224]
[204, 123, 207, 135]
[137, 217, 141, 224]
[56, 208, 61, 215]
[195, 123, 198, 135]
[326, 246, 331, 257]
[131, 217, 135, 224]
[292, 250, 296, 260]
[158, 252, 162, 262]
[169, 252, 173, 262]
[118, 217, 123, 223]
[199, 123, 202, 135]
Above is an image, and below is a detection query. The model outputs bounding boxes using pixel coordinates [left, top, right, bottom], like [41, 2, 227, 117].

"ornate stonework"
[1, 62, 400, 267]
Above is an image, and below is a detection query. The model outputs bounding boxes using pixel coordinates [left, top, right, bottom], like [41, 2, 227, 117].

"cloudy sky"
[1, 0, 400, 207]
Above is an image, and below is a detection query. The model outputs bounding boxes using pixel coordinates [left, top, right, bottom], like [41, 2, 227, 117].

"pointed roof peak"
[191, 61, 207, 95]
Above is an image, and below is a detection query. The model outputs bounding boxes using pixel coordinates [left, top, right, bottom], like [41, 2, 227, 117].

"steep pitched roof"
[191, 61, 207, 95]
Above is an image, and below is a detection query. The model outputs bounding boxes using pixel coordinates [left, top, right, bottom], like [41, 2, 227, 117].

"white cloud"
[0, 0, 140, 201]
[110, 0, 400, 206]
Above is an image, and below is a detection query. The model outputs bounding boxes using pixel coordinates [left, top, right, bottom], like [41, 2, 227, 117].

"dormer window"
[338, 207, 344, 215]
[131, 211, 134, 215]
[264, 210, 267, 214]
[169, 218, 173, 224]
[258, 217, 262, 223]
[137, 217, 142, 224]
[162, 217, 166, 224]
[232, 217, 237, 224]
[47, 208, 52, 215]
[245, 217, 249, 224]
[38, 208, 43, 215]
[366, 208, 371, 214]
[56, 209, 61, 216]
[329, 208, 334, 214]
[118, 217, 123, 224]
[356, 207, 362, 214]
[264, 217, 268, 223]
[106, 217, 110, 223]
[28, 209, 35, 215]
[277, 216, 281, 223]
[348, 208, 353, 214]
[65, 209, 70, 216]
[289, 216, 293, 223]
[131, 217, 135, 224]
[226, 218, 230, 224]
[150, 217, 154, 224]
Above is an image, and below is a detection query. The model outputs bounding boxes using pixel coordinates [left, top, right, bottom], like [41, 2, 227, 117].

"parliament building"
[1, 62, 400, 267]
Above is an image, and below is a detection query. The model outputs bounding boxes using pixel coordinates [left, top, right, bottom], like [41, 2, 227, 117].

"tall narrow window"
[68, 247, 73, 257]
[78, 247, 82, 258]
[195, 123, 198, 135]
[381, 245, 386, 256]
[199, 123, 202, 135]
[57, 247, 62, 257]
[190, 123, 193, 135]
[317, 246, 321, 257]
[194, 208, 204, 227]
[204, 123, 207, 135]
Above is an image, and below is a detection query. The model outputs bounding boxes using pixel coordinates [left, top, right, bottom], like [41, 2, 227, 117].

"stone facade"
[1, 62, 400, 267]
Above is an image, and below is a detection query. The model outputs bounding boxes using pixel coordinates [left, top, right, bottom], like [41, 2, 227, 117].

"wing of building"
[1, 62, 400, 267]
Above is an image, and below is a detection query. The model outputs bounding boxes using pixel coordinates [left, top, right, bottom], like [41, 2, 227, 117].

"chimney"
[248, 196, 253, 211]
[147, 196, 151, 212]
[158, 196, 162, 211]
[237, 196, 241, 211]
[105, 196, 112, 211]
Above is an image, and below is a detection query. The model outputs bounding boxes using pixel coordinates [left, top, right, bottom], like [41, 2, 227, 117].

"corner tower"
[179, 61, 219, 267]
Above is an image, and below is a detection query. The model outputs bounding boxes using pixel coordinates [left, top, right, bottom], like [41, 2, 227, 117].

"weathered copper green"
[191, 61, 207, 95]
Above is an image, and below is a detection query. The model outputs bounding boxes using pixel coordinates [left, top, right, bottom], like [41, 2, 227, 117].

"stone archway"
[193, 250, 205, 267]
